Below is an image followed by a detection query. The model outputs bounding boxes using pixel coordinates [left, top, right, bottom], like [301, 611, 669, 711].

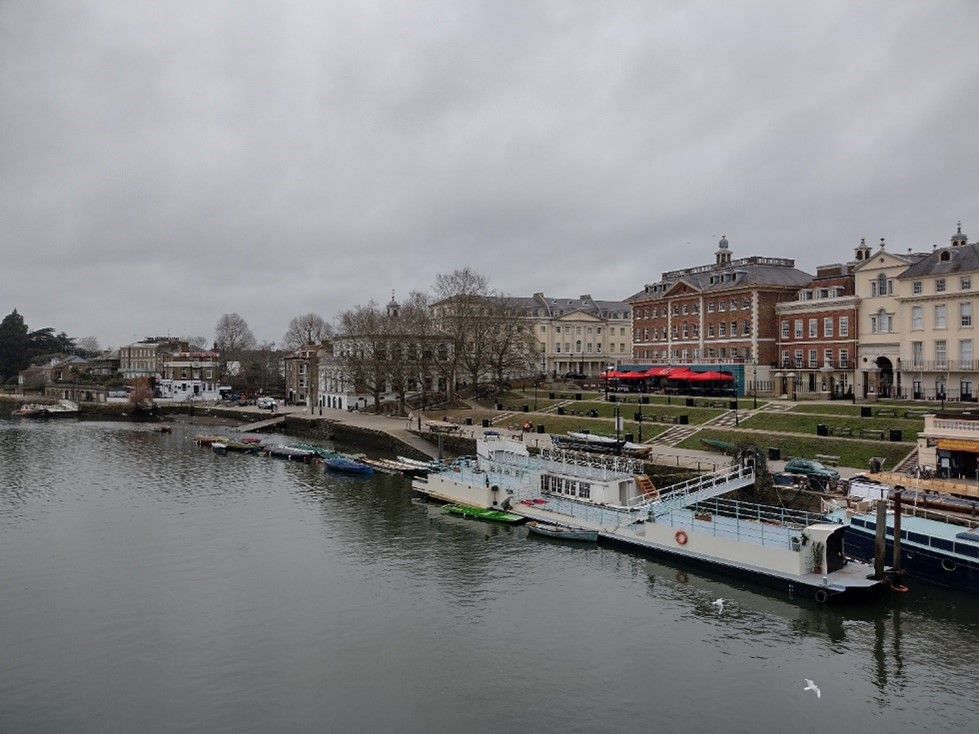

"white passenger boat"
[412, 436, 887, 604]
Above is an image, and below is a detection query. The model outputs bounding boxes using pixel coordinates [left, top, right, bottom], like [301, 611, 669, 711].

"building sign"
[937, 438, 979, 453]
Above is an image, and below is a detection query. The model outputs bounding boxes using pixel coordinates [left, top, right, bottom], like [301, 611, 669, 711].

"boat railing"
[628, 464, 755, 515]
[539, 495, 803, 551]
[689, 496, 822, 529]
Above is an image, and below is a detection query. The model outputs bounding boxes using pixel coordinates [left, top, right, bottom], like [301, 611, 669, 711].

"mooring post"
[873, 498, 888, 579]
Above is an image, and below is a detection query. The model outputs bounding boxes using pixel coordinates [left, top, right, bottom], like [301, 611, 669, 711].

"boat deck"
[834, 508, 979, 562]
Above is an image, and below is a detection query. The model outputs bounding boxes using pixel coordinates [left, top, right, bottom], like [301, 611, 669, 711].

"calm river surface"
[1, 419, 977, 733]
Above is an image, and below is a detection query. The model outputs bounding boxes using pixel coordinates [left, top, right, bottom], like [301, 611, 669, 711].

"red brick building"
[627, 237, 812, 394]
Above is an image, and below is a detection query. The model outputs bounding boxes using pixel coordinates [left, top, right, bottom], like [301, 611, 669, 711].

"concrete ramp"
[234, 416, 286, 432]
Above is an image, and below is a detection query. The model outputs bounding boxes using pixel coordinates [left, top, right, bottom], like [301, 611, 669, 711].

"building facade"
[513, 293, 632, 378]
[774, 254, 860, 399]
[853, 239, 929, 399]
[895, 223, 978, 401]
[156, 351, 224, 401]
[628, 237, 813, 394]
[119, 338, 188, 379]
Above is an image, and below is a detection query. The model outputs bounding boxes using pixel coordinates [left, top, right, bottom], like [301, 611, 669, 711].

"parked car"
[256, 397, 277, 409]
[782, 458, 840, 487]
[564, 371, 586, 380]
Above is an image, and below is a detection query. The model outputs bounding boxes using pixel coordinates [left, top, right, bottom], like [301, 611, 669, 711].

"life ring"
[814, 588, 829, 604]
[674, 530, 688, 545]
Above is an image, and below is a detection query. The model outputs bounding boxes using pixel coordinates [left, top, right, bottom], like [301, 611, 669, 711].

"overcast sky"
[2, 1, 977, 349]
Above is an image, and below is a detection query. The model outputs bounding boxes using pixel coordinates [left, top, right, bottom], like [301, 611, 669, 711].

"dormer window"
[940, 250, 951, 262]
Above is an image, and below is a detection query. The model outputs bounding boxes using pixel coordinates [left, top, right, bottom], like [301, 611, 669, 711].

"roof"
[898, 241, 979, 279]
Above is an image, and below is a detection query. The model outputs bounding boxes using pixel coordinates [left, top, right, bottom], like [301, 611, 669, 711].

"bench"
[859, 428, 885, 439]
[828, 426, 853, 437]
[652, 414, 679, 424]
[904, 411, 929, 419]
[875, 408, 896, 417]
[815, 454, 841, 466]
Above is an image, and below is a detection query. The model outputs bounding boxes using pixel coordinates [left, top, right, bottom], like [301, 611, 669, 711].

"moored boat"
[443, 503, 525, 524]
[526, 521, 598, 542]
[413, 436, 888, 604]
[823, 483, 979, 594]
[324, 456, 374, 475]
[263, 445, 318, 462]
[11, 400, 79, 419]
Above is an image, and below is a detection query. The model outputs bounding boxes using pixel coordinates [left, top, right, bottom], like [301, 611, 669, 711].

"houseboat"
[824, 477, 979, 594]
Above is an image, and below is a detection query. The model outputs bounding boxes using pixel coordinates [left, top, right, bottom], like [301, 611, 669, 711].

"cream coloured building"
[513, 293, 632, 378]
[895, 224, 978, 402]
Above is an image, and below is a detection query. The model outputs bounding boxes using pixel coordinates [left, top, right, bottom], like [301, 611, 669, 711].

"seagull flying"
[711, 598, 725, 614]
[803, 679, 821, 699]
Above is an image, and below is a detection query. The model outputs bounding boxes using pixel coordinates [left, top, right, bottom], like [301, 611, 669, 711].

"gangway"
[627, 463, 755, 517]
[234, 416, 286, 433]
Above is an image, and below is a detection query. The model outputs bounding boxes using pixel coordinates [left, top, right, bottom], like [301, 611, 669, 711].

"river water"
[1, 419, 976, 733]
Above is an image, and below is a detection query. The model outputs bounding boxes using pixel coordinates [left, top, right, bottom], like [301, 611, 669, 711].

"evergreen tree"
[0, 309, 30, 383]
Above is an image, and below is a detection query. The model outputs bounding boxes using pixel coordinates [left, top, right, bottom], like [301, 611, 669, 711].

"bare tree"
[485, 296, 537, 390]
[76, 336, 101, 355]
[335, 301, 394, 413]
[214, 313, 256, 383]
[431, 268, 493, 401]
[214, 313, 256, 352]
[282, 313, 332, 351]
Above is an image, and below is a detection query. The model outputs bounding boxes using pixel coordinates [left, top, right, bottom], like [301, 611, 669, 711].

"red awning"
[690, 370, 735, 381]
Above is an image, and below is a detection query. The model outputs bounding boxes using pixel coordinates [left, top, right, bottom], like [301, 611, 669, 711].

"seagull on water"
[711, 598, 725, 614]
[803, 679, 821, 699]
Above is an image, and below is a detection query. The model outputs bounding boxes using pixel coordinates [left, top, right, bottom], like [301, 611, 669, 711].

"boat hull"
[527, 521, 598, 542]
[842, 527, 979, 594]
[444, 504, 525, 524]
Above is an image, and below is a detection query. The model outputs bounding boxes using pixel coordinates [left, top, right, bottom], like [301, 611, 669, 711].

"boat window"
[932, 537, 954, 552]
[954, 543, 979, 559]
[907, 531, 929, 545]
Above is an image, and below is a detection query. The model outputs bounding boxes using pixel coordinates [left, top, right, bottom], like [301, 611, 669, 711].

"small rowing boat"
[526, 521, 598, 542]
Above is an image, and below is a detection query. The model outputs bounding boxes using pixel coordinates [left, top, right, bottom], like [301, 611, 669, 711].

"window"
[962, 302, 972, 327]
[808, 349, 818, 368]
[960, 339, 973, 370]
[912, 306, 923, 330]
[781, 350, 789, 367]
[718, 323, 726, 337]
[794, 350, 803, 367]
[555, 326, 561, 334]
[742, 320, 750, 335]
[707, 324, 714, 337]
[935, 340, 947, 368]
[823, 317, 833, 337]
[962, 276, 972, 291]
[808, 319, 817, 338]
[730, 299, 737, 311]
[911, 341, 923, 368]
[936, 279, 946, 293]
[839, 349, 848, 368]
[781, 321, 790, 339]
[742, 298, 750, 309]
[794, 320, 803, 338]
[730, 321, 737, 336]
[912, 281, 922, 295]
[935, 304, 947, 329]
[824, 349, 833, 366]
[839, 317, 849, 337]
[707, 302, 715, 313]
